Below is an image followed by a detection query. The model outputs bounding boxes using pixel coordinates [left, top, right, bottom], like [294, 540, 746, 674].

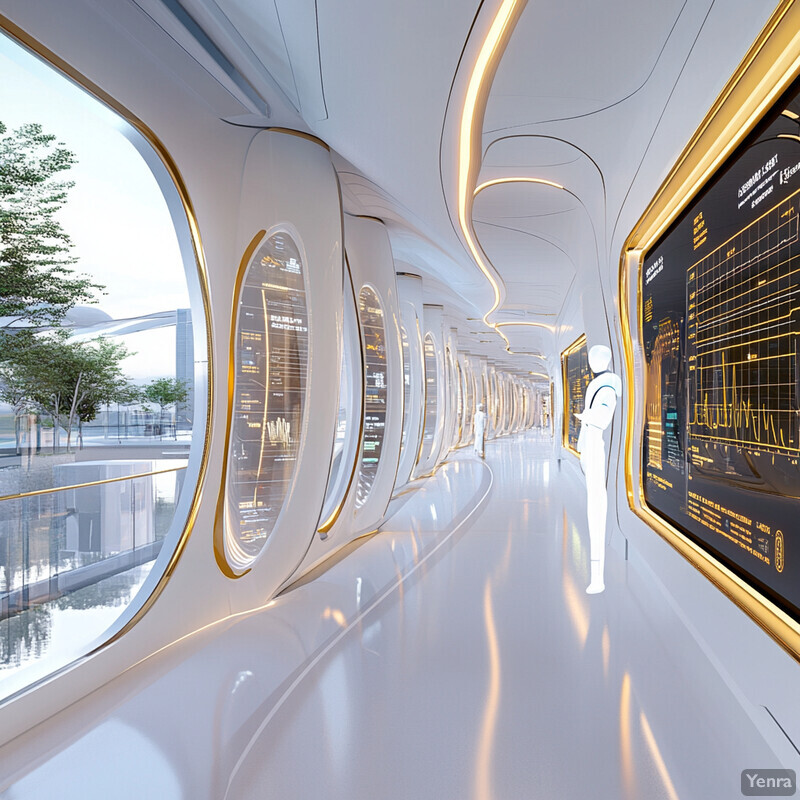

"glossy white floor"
[1, 432, 795, 799]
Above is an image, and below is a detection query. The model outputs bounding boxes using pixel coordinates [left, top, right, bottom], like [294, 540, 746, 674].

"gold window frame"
[619, 0, 800, 662]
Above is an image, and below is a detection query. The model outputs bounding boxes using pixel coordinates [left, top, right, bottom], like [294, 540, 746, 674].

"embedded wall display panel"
[227, 231, 308, 563]
[641, 76, 800, 619]
[400, 325, 412, 451]
[356, 286, 387, 508]
[421, 333, 439, 463]
[561, 334, 590, 454]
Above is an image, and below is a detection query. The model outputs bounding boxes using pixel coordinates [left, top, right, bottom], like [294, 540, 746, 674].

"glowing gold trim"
[560, 333, 586, 456]
[474, 176, 565, 194]
[0, 18, 214, 661]
[783, 108, 800, 119]
[266, 127, 330, 151]
[495, 320, 555, 332]
[0, 466, 186, 503]
[619, 0, 800, 662]
[213, 230, 265, 579]
[456, 0, 526, 328]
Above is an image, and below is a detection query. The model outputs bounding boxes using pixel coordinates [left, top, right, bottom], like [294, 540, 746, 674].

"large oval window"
[223, 231, 308, 570]
[355, 286, 387, 508]
[0, 30, 208, 700]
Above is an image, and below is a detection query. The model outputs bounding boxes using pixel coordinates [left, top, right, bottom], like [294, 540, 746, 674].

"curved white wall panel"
[333, 215, 403, 535]
[216, 129, 342, 597]
[395, 273, 425, 489]
[414, 305, 446, 477]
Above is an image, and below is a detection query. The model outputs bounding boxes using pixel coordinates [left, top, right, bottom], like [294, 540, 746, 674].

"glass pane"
[420, 334, 438, 464]
[0, 31, 205, 700]
[225, 232, 308, 566]
[355, 287, 387, 508]
[455, 360, 464, 445]
[400, 325, 411, 451]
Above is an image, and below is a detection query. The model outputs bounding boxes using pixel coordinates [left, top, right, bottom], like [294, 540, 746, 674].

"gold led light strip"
[455, 1, 574, 352]
[455, 0, 525, 327]
[474, 176, 565, 194]
[0, 465, 187, 504]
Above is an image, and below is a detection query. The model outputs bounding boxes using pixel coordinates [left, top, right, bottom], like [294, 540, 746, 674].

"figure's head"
[478, 403, 485, 411]
[588, 344, 611, 373]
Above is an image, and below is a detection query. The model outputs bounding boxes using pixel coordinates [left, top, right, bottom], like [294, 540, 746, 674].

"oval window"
[355, 286, 387, 508]
[419, 333, 439, 466]
[223, 231, 308, 569]
[0, 30, 208, 700]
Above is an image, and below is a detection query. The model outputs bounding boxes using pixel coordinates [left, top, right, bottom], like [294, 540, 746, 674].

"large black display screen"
[642, 81, 800, 617]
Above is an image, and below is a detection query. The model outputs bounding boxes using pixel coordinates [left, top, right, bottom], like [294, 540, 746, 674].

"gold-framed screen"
[620, 0, 800, 661]
[561, 333, 589, 455]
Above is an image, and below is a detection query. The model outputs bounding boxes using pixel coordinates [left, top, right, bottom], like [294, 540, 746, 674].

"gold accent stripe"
[0, 465, 186, 503]
[213, 230, 266, 579]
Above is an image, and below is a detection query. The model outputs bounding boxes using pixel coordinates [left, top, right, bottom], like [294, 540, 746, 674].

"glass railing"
[0, 463, 186, 696]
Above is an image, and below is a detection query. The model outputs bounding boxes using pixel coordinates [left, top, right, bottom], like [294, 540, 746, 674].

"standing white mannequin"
[575, 345, 622, 594]
[473, 402, 487, 458]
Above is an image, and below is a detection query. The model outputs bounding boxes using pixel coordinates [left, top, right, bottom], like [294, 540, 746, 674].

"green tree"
[141, 377, 188, 439]
[0, 121, 101, 339]
[0, 332, 132, 451]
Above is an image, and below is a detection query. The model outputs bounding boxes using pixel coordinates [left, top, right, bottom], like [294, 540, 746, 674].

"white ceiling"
[175, 0, 780, 376]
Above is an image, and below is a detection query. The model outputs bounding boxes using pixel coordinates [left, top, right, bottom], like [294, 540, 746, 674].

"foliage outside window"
[0, 32, 205, 700]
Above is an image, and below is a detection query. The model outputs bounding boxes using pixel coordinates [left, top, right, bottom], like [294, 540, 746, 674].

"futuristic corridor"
[1, 0, 800, 798]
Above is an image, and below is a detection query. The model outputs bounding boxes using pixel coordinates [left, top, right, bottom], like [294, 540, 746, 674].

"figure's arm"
[577, 386, 617, 430]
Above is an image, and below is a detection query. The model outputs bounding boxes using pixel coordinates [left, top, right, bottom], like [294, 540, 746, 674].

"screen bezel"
[620, 0, 800, 662]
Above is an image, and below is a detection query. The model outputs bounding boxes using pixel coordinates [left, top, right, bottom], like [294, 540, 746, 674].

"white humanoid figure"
[575, 345, 622, 594]
[473, 402, 487, 458]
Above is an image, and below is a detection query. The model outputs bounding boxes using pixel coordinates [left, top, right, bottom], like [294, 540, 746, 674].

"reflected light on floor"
[620, 673, 636, 799]
[562, 569, 589, 648]
[640, 711, 681, 800]
[323, 608, 347, 628]
[474, 580, 501, 800]
[562, 511, 589, 648]
[602, 625, 610, 680]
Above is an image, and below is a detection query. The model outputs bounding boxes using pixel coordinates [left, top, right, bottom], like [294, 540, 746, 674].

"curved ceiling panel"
[474, 181, 578, 221]
[499, 326, 554, 358]
[473, 221, 575, 317]
[483, 136, 584, 169]
[483, 0, 686, 129]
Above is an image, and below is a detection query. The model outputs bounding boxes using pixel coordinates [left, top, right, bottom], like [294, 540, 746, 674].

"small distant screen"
[642, 78, 800, 617]
[562, 336, 590, 452]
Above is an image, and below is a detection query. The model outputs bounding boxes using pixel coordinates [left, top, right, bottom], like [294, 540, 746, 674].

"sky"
[0, 31, 192, 380]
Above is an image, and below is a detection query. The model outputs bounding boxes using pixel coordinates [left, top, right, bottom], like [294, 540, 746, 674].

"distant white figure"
[473, 402, 487, 458]
[575, 345, 622, 594]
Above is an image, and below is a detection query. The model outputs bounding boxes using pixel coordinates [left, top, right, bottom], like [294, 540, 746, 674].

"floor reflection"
[0, 564, 150, 696]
